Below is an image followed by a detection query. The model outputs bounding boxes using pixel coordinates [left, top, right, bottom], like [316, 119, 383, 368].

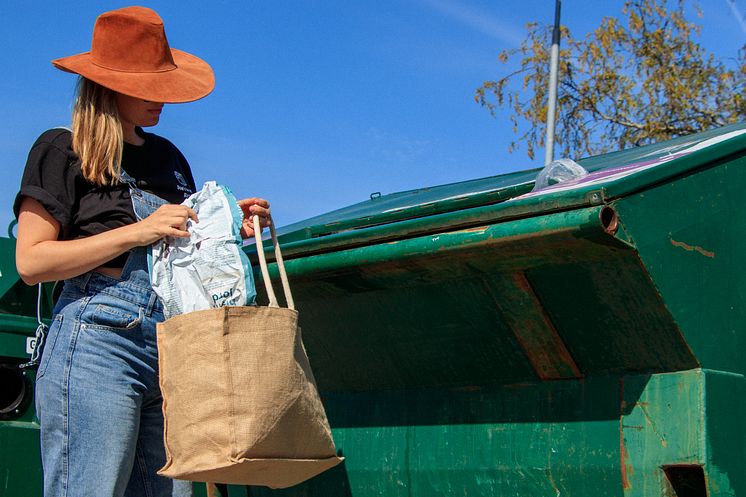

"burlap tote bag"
[156, 215, 343, 488]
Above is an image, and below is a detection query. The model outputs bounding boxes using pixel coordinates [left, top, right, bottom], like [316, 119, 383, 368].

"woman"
[13, 7, 268, 497]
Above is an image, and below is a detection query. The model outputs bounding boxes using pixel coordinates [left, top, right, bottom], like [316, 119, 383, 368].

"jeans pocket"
[82, 302, 143, 332]
[36, 315, 64, 380]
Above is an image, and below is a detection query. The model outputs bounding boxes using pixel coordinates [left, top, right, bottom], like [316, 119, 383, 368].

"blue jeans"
[35, 250, 192, 497]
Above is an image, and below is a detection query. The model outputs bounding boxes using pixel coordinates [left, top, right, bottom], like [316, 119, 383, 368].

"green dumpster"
[2, 123, 746, 496]
[0, 235, 51, 497]
[243, 122, 746, 497]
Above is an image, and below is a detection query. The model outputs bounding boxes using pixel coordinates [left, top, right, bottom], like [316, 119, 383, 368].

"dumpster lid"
[277, 123, 746, 244]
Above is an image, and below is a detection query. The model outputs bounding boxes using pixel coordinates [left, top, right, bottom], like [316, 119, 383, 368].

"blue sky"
[1, 0, 744, 232]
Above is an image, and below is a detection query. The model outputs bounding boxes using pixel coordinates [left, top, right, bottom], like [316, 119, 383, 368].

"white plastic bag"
[150, 181, 256, 319]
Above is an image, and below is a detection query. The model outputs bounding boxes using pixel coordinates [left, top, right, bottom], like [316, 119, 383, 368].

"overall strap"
[119, 169, 137, 186]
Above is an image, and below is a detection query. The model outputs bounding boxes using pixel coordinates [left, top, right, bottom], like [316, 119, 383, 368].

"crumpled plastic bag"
[532, 158, 588, 191]
[150, 181, 257, 319]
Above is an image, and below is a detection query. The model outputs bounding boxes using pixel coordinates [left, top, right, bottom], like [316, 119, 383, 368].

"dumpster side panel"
[0, 422, 42, 497]
[621, 370, 705, 497]
[705, 370, 746, 497]
[245, 371, 723, 497]
[612, 153, 746, 376]
[247, 376, 627, 497]
[0, 312, 42, 497]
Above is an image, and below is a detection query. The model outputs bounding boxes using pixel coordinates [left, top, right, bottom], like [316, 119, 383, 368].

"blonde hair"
[71, 77, 123, 186]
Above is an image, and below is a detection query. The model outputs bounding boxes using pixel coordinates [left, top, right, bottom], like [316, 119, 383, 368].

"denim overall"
[35, 171, 192, 497]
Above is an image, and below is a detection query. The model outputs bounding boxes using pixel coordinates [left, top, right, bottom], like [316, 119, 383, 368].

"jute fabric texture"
[156, 216, 342, 488]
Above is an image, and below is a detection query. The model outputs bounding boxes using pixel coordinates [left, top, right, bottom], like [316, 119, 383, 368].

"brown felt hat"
[52, 6, 215, 103]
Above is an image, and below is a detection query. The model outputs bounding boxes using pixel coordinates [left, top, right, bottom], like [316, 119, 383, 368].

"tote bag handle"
[252, 214, 295, 310]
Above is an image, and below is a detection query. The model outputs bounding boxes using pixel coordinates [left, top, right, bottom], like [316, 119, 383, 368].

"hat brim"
[52, 48, 215, 104]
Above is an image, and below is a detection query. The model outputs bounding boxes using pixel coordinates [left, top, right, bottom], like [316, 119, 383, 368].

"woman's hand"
[237, 198, 270, 238]
[133, 204, 199, 245]
[15, 197, 199, 284]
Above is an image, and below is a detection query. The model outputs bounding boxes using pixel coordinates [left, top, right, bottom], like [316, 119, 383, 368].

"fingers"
[238, 198, 271, 232]
[240, 217, 258, 240]
[249, 214, 270, 228]
[238, 198, 271, 219]
[170, 205, 198, 224]
[155, 204, 197, 220]
[144, 204, 198, 242]
[169, 227, 191, 238]
[238, 197, 270, 209]
[249, 207, 270, 220]
[163, 205, 198, 227]
[186, 207, 199, 223]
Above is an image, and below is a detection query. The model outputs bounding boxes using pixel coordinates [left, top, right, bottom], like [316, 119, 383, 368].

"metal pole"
[544, 0, 562, 165]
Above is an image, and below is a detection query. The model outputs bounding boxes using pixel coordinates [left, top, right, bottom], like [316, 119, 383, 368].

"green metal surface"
[3, 123, 746, 496]
[239, 123, 746, 496]
[0, 235, 55, 497]
[238, 370, 744, 497]
[0, 418, 42, 497]
[610, 150, 746, 376]
[0, 237, 18, 300]
[276, 122, 746, 248]
[270, 206, 695, 392]
[0, 236, 54, 320]
[0, 315, 41, 497]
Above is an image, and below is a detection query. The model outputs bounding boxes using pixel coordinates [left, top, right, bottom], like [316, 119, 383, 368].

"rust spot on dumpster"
[547, 455, 561, 497]
[493, 272, 582, 380]
[638, 403, 668, 447]
[622, 424, 644, 431]
[619, 378, 632, 490]
[456, 225, 489, 234]
[620, 425, 631, 489]
[669, 237, 715, 258]
[600, 206, 619, 235]
[451, 385, 482, 392]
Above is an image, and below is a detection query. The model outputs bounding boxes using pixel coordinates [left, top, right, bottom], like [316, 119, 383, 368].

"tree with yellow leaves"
[476, 0, 746, 159]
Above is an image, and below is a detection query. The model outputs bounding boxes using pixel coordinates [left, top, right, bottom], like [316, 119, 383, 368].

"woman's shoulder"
[32, 127, 74, 155]
[23, 127, 82, 183]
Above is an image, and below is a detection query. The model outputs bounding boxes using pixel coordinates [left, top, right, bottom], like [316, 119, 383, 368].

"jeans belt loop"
[146, 291, 158, 317]
[76, 272, 92, 293]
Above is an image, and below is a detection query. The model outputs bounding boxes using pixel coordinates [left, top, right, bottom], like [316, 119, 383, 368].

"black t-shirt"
[14, 127, 197, 267]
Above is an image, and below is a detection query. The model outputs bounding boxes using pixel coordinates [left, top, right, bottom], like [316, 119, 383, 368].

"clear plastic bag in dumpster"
[150, 181, 256, 319]
[532, 158, 588, 191]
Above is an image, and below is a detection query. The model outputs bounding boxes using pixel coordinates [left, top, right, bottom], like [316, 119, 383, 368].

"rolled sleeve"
[13, 131, 77, 229]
